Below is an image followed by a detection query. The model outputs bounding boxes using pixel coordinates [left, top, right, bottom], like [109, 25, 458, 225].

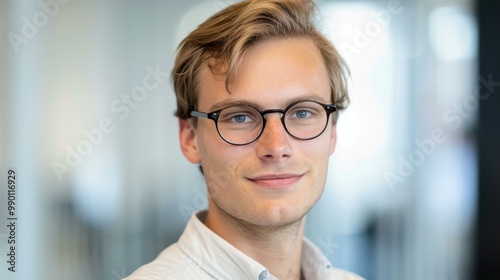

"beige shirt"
[126, 211, 365, 280]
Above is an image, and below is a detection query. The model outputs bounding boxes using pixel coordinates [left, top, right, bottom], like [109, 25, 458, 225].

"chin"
[246, 204, 311, 228]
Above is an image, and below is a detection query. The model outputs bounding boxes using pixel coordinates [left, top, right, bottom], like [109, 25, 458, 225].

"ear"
[329, 124, 337, 155]
[179, 119, 201, 163]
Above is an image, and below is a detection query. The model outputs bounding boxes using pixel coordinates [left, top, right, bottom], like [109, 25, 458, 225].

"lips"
[247, 174, 303, 189]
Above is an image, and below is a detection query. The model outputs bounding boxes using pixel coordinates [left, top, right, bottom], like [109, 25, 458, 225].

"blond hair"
[172, 0, 349, 120]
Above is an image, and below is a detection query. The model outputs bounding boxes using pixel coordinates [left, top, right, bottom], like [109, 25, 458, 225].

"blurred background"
[0, 0, 499, 279]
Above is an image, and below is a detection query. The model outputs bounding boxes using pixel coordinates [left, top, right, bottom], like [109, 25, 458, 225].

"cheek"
[196, 126, 223, 162]
[303, 136, 332, 172]
[197, 136, 243, 186]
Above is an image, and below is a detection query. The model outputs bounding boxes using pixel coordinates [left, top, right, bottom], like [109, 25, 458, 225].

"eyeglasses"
[190, 100, 336, 146]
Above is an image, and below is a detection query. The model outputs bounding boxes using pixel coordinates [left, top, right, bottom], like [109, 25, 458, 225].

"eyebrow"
[208, 94, 330, 112]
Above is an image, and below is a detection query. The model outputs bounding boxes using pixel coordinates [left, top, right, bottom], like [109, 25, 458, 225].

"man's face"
[179, 37, 336, 228]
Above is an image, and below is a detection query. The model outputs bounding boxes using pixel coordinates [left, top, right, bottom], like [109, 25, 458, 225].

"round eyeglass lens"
[284, 101, 328, 139]
[217, 106, 263, 144]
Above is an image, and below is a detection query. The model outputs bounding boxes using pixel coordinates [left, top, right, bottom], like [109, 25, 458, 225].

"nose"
[255, 115, 293, 161]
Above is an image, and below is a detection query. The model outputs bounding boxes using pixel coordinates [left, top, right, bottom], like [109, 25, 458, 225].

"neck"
[205, 204, 306, 280]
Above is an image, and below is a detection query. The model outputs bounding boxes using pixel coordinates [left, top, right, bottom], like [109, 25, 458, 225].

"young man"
[126, 0, 364, 279]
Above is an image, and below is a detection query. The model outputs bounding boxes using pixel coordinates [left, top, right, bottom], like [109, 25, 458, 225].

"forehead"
[197, 37, 330, 111]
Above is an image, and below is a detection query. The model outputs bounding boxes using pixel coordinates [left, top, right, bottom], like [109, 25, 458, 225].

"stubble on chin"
[203, 155, 326, 236]
[209, 195, 307, 243]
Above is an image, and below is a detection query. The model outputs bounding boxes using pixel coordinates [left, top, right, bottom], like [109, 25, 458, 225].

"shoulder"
[124, 243, 203, 280]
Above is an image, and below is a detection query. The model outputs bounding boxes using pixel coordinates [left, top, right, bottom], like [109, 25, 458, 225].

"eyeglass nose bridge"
[260, 108, 287, 117]
[257, 108, 293, 140]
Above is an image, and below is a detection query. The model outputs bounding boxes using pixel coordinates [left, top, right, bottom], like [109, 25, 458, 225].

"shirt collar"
[178, 211, 334, 280]
[301, 237, 336, 279]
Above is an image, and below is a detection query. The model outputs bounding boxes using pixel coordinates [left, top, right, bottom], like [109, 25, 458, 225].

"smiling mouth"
[247, 174, 303, 189]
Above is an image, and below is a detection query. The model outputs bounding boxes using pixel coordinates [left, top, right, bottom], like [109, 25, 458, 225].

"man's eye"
[293, 110, 311, 119]
[219, 112, 256, 124]
[232, 114, 251, 123]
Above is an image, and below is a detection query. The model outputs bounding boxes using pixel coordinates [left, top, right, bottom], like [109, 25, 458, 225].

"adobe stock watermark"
[51, 64, 169, 182]
[178, 186, 208, 222]
[385, 74, 500, 190]
[302, 235, 340, 278]
[334, 0, 405, 59]
[316, 235, 340, 256]
[7, 0, 72, 54]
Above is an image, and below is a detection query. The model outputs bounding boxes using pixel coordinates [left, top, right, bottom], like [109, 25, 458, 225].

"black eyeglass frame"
[190, 100, 337, 146]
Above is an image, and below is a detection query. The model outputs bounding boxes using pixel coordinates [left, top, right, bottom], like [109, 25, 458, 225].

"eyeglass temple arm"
[190, 111, 209, 119]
